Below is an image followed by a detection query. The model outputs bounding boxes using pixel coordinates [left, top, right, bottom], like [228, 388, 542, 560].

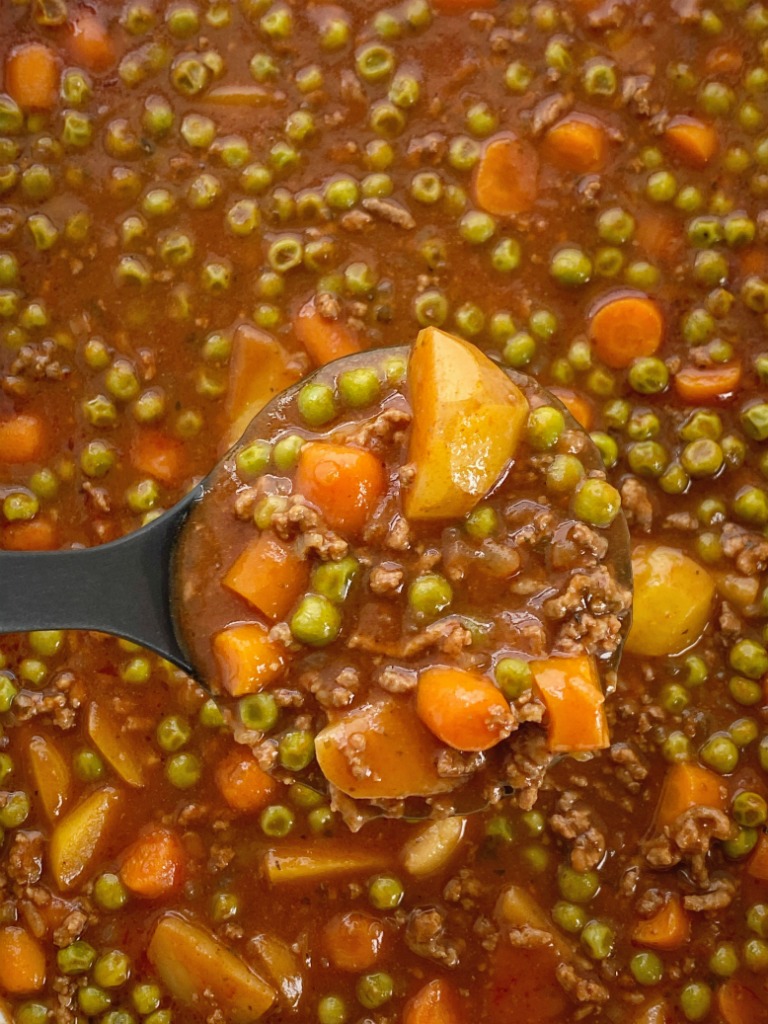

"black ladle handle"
[0, 483, 204, 676]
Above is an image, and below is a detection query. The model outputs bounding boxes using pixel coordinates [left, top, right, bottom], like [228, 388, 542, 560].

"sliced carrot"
[68, 11, 117, 71]
[293, 297, 361, 367]
[294, 442, 387, 536]
[634, 210, 682, 265]
[120, 827, 187, 899]
[225, 324, 301, 448]
[531, 655, 609, 753]
[550, 387, 593, 431]
[664, 116, 718, 168]
[2, 519, 57, 551]
[673, 363, 742, 404]
[0, 412, 46, 463]
[543, 115, 608, 173]
[322, 911, 385, 972]
[212, 623, 288, 697]
[654, 763, 726, 831]
[215, 746, 278, 813]
[747, 830, 768, 881]
[0, 927, 46, 995]
[223, 532, 309, 621]
[4, 43, 59, 110]
[717, 979, 768, 1024]
[417, 667, 513, 752]
[589, 294, 664, 369]
[130, 429, 186, 485]
[404, 979, 463, 1024]
[473, 135, 539, 217]
[632, 894, 690, 950]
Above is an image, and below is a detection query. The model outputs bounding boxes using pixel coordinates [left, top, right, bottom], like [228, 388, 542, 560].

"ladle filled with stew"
[0, 328, 633, 821]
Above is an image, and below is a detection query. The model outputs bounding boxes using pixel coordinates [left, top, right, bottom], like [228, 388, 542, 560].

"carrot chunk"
[69, 12, 117, 71]
[4, 43, 59, 110]
[416, 667, 513, 752]
[632, 894, 691, 950]
[130, 430, 186, 485]
[654, 763, 726, 831]
[294, 297, 361, 367]
[0, 926, 46, 995]
[322, 911, 385, 972]
[215, 747, 278, 813]
[212, 623, 288, 697]
[223, 533, 308, 621]
[2, 518, 57, 551]
[717, 979, 768, 1024]
[673, 363, 742, 404]
[404, 979, 463, 1024]
[543, 115, 608, 173]
[747, 830, 768, 881]
[589, 294, 664, 369]
[294, 442, 387, 536]
[0, 413, 46, 463]
[473, 136, 539, 216]
[225, 324, 300, 448]
[550, 387, 593, 431]
[530, 655, 609, 753]
[120, 827, 187, 899]
[664, 116, 718, 168]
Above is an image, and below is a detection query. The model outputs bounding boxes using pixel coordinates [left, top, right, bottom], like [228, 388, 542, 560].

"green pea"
[0, 673, 17, 713]
[505, 59, 532, 93]
[15, 1004, 49, 1024]
[236, 441, 271, 478]
[730, 718, 759, 747]
[459, 210, 496, 245]
[297, 384, 337, 427]
[646, 170, 677, 202]
[165, 751, 202, 789]
[546, 454, 586, 493]
[723, 825, 758, 859]
[93, 950, 131, 989]
[131, 983, 162, 1016]
[502, 331, 536, 367]
[730, 638, 768, 679]
[551, 901, 586, 934]
[590, 433, 619, 470]
[530, 309, 557, 339]
[454, 302, 485, 337]
[527, 406, 565, 450]
[571, 478, 621, 528]
[580, 920, 614, 960]
[156, 715, 191, 752]
[700, 733, 739, 774]
[78, 986, 112, 1015]
[278, 730, 315, 771]
[408, 574, 453, 621]
[414, 289, 449, 327]
[368, 873, 403, 909]
[73, 749, 105, 783]
[662, 731, 693, 763]
[311, 557, 359, 604]
[291, 594, 342, 646]
[630, 951, 664, 986]
[492, 237, 522, 272]
[239, 692, 278, 732]
[260, 803, 295, 837]
[93, 872, 128, 911]
[338, 368, 381, 409]
[733, 485, 768, 526]
[210, 891, 239, 923]
[744, 937, 768, 971]
[742, 401, 768, 441]
[680, 439, 724, 477]
[495, 658, 532, 700]
[57, 940, 96, 975]
[680, 982, 711, 1022]
[558, 865, 600, 903]
[709, 942, 739, 977]
[628, 357, 669, 394]
[747, 903, 768, 937]
[356, 972, 393, 1010]
[597, 207, 635, 244]
[465, 504, 499, 539]
[550, 247, 592, 286]
[318, 994, 348, 1024]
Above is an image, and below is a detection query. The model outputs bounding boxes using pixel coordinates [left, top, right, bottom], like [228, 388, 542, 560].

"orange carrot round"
[294, 442, 387, 536]
[120, 827, 187, 899]
[716, 979, 768, 1024]
[416, 667, 513, 752]
[130, 429, 186, 484]
[473, 136, 539, 216]
[673, 363, 742, 404]
[0, 926, 46, 994]
[2, 519, 57, 551]
[589, 294, 664, 369]
[215, 747, 278, 813]
[0, 412, 46, 463]
[69, 12, 117, 71]
[403, 979, 463, 1024]
[322, 911, 385, 971]
[4, 43, 59, 110]
[294, 298, 361, 367]
[664, 116, 718, 168]
[543, 115, 608, 173]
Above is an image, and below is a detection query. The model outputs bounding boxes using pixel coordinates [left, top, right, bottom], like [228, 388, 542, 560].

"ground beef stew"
[2, 0, 768, 1021]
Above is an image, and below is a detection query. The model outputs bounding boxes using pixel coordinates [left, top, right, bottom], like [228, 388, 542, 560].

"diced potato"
[28, 734, 71, 821]
[49, 787, 123, 891]
[262, 844, 389, 884]
[495, 885, 572, 960]
[404, 327, 529, 520]
[148, 914, 276, 1024]
[224, 324, 301, 449]
[88, 702, 153, 788]
[632, 1000, 675, 1024]
[627, 544, 715, 656]
[401, 817, 466, 877]
[314, 698, 455, 800]
[249, 933, 303, 1010]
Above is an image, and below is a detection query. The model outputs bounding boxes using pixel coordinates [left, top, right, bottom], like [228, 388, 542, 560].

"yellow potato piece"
[148, 914, 276, 1024]
[400, 816, 466, 877]
[88, 702, 153, 788]
[49, 786, 123, 892]
[28, 734, 71, 822]
[627, 544, 715, 657]
[404, 327, 529, 520]
[262, 845, 389, 884]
